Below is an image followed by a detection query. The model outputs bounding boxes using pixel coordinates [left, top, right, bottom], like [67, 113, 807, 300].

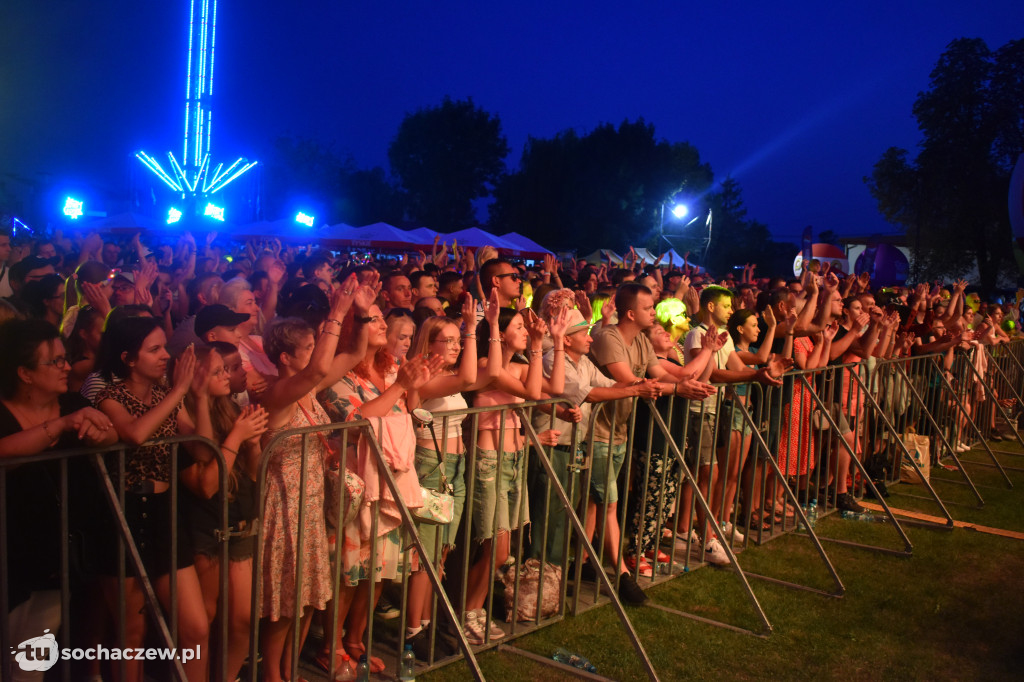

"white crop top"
[415, 393, 468, 441]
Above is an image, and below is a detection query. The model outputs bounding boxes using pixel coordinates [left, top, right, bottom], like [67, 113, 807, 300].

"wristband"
[463, 334, 476, 339]
[489, 338, 501, 343]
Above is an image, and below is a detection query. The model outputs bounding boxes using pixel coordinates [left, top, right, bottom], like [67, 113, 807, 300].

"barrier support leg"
[514, 408, 662, 681]
[929, 357, 1013, 489]
[894, 364, 985, 507]
[795, 377, 914, 557]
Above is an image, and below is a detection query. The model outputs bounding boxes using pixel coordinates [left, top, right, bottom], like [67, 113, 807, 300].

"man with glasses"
[475, 257, 520, 324]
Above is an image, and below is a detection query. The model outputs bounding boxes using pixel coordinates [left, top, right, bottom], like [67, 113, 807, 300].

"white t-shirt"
[683, 323, 734, 415]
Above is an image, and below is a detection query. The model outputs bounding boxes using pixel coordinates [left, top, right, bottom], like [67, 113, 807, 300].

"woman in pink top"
[462, 305, 569, 645]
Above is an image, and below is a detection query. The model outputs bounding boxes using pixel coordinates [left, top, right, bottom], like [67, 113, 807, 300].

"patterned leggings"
[626, 450, 680, 556]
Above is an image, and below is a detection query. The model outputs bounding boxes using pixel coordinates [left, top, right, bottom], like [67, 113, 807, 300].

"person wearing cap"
[530, 304, 660, 605]
[110, 271, 138, 307]
[195, 304, 250, 346]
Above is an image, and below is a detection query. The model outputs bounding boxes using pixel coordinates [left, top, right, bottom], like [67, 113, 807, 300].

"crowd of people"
[0, 225, 1020, 682]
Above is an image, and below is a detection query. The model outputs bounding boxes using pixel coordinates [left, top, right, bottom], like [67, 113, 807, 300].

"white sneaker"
[703, 536, 732, 565]
[723, 521, 746, 544]
[483, 611, 505, 640]
[462, 610, 486, 645]
[955, 441, 970, 453]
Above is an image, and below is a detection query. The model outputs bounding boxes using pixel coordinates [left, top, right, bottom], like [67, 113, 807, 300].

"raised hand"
[232, 405, 269, 442]
[523, 308, 548, 344]
[574, 290, 591, 316]
[173, 344, 198, 392]
[825, 271, 840, 290]
[763, 306, 777, 328]
[484, 288, 501, 327]
[600, 298, 615, 322]
[683, 287, 700, 317]
[81, 280, 111, 316]
[824, 321, 839, 342]
[268, 259, 287, 285]
[396, 354, 436, 391]
[460, 292, 476, 328]
[547, 306, 570, 341]
[330, 273, 359, 319]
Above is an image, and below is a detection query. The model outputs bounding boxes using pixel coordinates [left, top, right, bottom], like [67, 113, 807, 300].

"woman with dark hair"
[21, 273, 65, 326]
[0, 318, 115, 681]
[62, 305, 104, 393]
[80, 304, 156, 404]
[258, 276, 371, 682]
[461, 305, 568, 644]
[94, 315, 208, 682]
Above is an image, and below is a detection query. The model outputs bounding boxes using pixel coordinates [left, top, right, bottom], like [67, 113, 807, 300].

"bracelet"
[553, 348, 565, 353]
[323, 330, 340, 338]
[463, 334, 476, 339]
[42, 420, 57, 442]
[529, 349, 542, 356]
[222, 445, 238, 456]
[325, 318, 343, 328]
[489, 338, 501, 343]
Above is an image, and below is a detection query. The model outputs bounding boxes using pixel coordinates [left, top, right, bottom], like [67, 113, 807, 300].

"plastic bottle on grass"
[399, 644, 416, 681]
[800, 499, 817, 530]
[553, 647, 597, 673]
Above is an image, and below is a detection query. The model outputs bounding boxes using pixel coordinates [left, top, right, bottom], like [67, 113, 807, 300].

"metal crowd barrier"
[6, 345, 1022, 681]
[0, 435, 229, 682]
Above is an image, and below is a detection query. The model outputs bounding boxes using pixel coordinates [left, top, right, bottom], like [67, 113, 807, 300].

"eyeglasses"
[496, 272, 521, 282]
[435, 336, 462, 348]
[39, 356, 69, 369]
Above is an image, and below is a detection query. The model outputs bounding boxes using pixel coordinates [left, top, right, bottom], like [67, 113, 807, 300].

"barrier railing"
[0, 435, 230, 682]
[5, 343, 1021, 680]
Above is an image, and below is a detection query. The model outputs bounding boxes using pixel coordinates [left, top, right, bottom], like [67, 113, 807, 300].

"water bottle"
[841, 510, 880, 522]
[335, 653, 356, 681]
[553, 647, 598, 673]
[399, 644, 416, 681]
[800, 499, 817, 530]
[355, 654, 370, 682]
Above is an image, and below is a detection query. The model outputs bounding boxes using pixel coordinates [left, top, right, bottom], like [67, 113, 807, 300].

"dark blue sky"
[2, 1, 1022, 242]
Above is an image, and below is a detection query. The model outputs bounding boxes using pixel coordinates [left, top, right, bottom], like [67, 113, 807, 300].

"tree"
[704, 177, 797, 276]
[260, 136, 403, 226]
[489, 119, 713, 253]
[867, 38, 1024, 291]
[388, 97, 509, 230]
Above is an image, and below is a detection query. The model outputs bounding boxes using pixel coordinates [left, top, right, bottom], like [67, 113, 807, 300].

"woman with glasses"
[0, 319, 116, 677]
[319, 302, 441, 674]
[400, 291, 501, 659]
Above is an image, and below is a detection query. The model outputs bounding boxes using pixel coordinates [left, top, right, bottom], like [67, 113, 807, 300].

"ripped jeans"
[471, 448, 529, 540]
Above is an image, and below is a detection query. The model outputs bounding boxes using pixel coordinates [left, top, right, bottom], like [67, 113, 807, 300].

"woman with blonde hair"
[176, 344, 269, 682]
[400, 291, 501, 659]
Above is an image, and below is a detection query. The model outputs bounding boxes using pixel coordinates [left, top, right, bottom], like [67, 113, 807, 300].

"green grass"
[423, 439, 1024, 681]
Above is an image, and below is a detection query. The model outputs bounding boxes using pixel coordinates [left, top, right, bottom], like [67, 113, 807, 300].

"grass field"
[422, 439, 1024, 681]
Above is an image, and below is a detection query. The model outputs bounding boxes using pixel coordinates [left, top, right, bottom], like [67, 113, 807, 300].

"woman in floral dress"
[257, 276, 371, 682]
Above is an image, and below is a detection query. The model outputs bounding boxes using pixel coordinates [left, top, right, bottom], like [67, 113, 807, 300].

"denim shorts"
[413, 445, 466, 563]
[588, 441, 627, 504]
[471, 448, 528, 540]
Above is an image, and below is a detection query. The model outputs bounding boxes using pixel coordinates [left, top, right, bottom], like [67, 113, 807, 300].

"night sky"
[2, 1, 1022, 243]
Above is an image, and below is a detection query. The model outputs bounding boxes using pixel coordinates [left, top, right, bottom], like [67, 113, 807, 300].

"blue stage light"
[63, 197, 84, 219]
[204, 202, 225, 221]
[167, 207, 183, 224]
[295, 212, 315, 227]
